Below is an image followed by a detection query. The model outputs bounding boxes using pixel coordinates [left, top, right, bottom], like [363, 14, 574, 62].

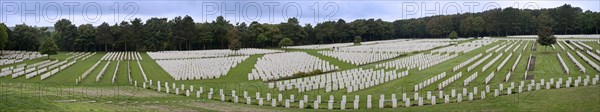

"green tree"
[130, 18, 144, 51]
[54, 19, 77, 51]
[449, 31, 458, 39]
[39, 35, 59, 59]
[77, 24, 96, 51]
[353, 36, 362, 45]
[280, 18, 307, 45]
[536, 11, 557, 51]
[426, 16, 454, 37]
[212, 16, 232, 49]
[196, 22, 214, 49]
[278, 38, 293, 47]
[12, 24, 41, 50]
[460, 16, 484, 37]
[143, 18, 170, 51]
[226, 28, 241, 51]
[0, 23, 8, 54]
[96, 22, 113, 52]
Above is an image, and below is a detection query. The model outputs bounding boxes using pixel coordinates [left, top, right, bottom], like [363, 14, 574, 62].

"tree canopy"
[278, 38, 293, 47]
[39, 35, 59, 59]
[0, 4, 597, 52]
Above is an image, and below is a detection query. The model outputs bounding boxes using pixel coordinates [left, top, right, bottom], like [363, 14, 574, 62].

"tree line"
[0, 4, 598, 52]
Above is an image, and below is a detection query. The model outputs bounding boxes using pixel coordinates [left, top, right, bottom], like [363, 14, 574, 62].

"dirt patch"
[141, 104, 198, 112]
[528, 56, 536, 71]
[65, 86, 170, 98]
[185, 101, 280, 112]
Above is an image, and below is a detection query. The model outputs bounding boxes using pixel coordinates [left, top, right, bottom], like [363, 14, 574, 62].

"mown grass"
[0, 38, 599, 111]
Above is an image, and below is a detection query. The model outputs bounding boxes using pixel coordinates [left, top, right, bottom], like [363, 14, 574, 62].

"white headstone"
[427, 91, 432, 100]
[457, 94, 462, 102]
[246, 97, 251, 105]
[234, 96, 238, 103]
[367, 95, 372, 109]
[341, 100, 346, 110]
[468, 92, 473, 101]
[328, 100, 333, 110]
[444, 95, 449, 104]
[258, 98, 264, 106]
[299, 100, 305, 109]
[494, 88, 500, 96]
[186, 90, 190, 97]
[354, 99, 360, 109]
[278, 94, 283, 101]
[418, 97, 423, 106]
[405, 98, 410, 107]
[431, 96, 436, 105]
[196, 91, 200, 98]
[414, 93, 419, 101]
[480, 91, 486, 99]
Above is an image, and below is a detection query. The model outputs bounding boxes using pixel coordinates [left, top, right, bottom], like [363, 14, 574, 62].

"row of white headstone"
[101, 52, 142, 61]
[485, 43, 500, 53]
[249, 52, 338, 81]
[111, 61, 120, 84]
[511, 53, 522, 71]
[484, 72, 495, 84]
[81, 61, 101, 80]
[271, 68, 409, 93]
[147, 48, 284, 60]
[463, 72, 478, 86]
[453, 53, 482, 71]
[481, 53, 504, 72]
[511, 41, 523, 52]
[414, 72, 446, 91]
[136, 60, 148, 82]
[570, 41, 586, 51]
[431, 39, 494, 53]
[557, 41, 566, 50]
[376, 53, 458, 71]
[285, 43, 354, 49]
[25, 60, 65, 79]
[318, 51, 400, 65]
[41, 53, 95, 79]
[504, 72, 511, 82]
[141, 74, 600, 110]
[557, 53, 570, 74]
[156, 56, 248, 80]
[2, 52, 92, 80]
[96, 61, 111, 82]
[0, 50, 45, 59]
[577, 41, 593, 50]
[438, 72, 462, 90]
[566, 52, 586, 73]
[496, 53, 513, 72]
[336, 39, 454, 53]
[0, 51, 47, 66]
[576, 51, 600, 72]
[467, 53, 493, 72]
[563, 41, 575, 51]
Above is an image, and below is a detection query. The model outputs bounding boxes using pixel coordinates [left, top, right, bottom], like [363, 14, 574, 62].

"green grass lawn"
[0, 38, 599, 111]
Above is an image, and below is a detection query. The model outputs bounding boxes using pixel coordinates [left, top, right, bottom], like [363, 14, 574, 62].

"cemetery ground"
[1, 38, 599, 111]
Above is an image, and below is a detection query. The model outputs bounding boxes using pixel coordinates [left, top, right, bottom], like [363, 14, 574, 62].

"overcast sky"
[1, 0, 598, 27]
